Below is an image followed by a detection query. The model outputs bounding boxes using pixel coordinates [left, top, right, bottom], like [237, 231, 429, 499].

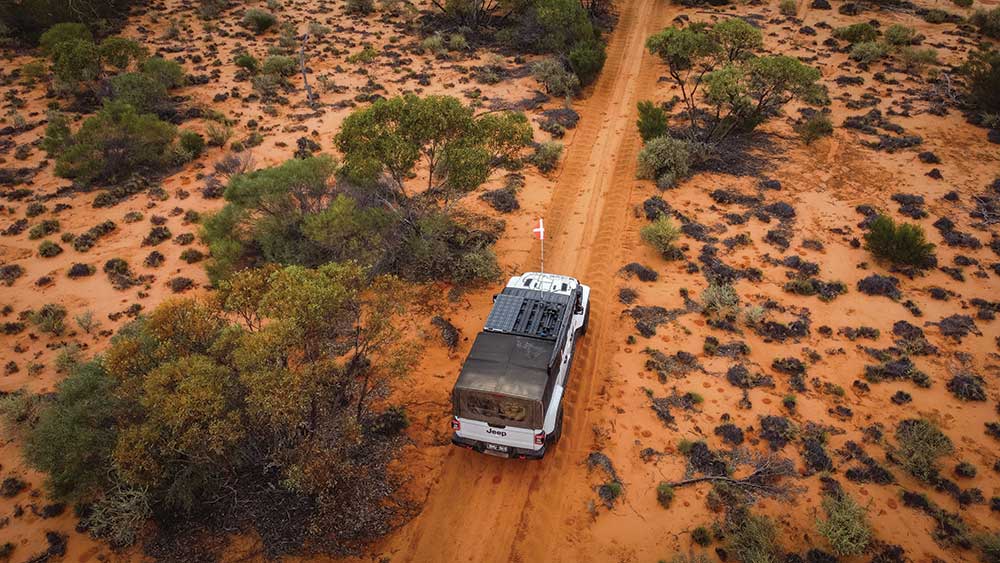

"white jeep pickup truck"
[450, 272, 590, 459]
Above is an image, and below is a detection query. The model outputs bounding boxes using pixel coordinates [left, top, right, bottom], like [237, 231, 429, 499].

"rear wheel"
[579, 303, 590, 336]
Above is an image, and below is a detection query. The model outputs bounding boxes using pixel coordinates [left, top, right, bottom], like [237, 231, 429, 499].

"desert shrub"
[85, 484, 150, 548]
[179, 131, 206, 160]
[1, 1, 135, 44]
[38, 22, 91, 53]
[55, 343, 82, 373]
[692, 526, 711, 546]
[41, 112, 72, 155]
[531, 58, 580, 100]
[726, 512, 779, 563]
[421, 34, 446, 55]
[180, 249, 205, 263]
[29, 303, 67, 335]
[899, 47, 938, 72]
[346, 0, 375, 12]
[971, 7, 1000, 38]
[448, 33, 469, 51]
[980, 533, 1000, 563]
[701, 282, 739, 320]
[528, 142, 563, 173]
[234, 53, 260, 73]
[641, 216, 681, 255]
[243, 9, 276, 33]
[206, 123, 233, 147]
[657, 482, 675, 508]
[54, 101, 177, 185]
[24, 361, 122, 501]
[863, 214, 936, 268]
[568, 40, 606, 86]
[797, 113, 833, 143]
[923, 9, 953, 23]
[816, 494, 872, 556]
[963, 49, 1000, 115]
[895, 418, 953, 482]
[951, 0, 972, 7]
[38, 240, 63, 257]
[110, 72, 168, 112]
[833, 22, 878, 43]
[884, 24, 917, 46]
[29, 219, 60, 240]
[141, 57, 185, 89]
[75, 310, 99, 334]
[636, 135, 690, 188]
[779, 0, 796, 15]
[262, 55, 297, 77]
[98, 36, 146, 70]
[50, 38, 101, 90]
[637, 100, 668, 142]
[850, 41, 888, 64]
[0, 264, 25, 286]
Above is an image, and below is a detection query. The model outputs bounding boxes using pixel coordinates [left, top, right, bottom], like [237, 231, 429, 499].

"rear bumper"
[451, 434, 546, 459]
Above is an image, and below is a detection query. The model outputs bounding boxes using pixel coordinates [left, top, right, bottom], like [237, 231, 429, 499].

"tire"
[549, 406, 564, 444]
[579, 302, 590, 336]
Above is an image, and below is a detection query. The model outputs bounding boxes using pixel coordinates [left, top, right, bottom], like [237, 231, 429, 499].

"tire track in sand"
[389, 1, 670, 560]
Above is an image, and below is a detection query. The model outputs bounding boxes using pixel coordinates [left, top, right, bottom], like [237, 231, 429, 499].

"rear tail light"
[450, 417, 461, 431]
[534, 431, 545, 446]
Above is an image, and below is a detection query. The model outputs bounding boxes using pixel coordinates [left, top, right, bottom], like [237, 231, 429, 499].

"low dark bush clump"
[67, 263, 96, 278]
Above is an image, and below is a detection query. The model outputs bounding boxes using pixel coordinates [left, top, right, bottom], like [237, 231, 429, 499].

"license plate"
[484, 443, 509, 457]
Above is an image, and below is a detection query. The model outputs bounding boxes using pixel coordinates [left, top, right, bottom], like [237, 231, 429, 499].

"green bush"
[529, 142, 563, 173]
[568, 40, 606, 86]
[656, 482, 675, 508]
[262, 55, 297, 77]
[979, 533, 1000, 563]
[898, 47, 938, 72]
[29, 303, 67, 334]
[98, 36, 146, 70]
[832, 22, 878, 43]
[531, 58, 579, 100]
[726, 512, 779, 563]
[346, 0, 375, 13]
[963, 49, 1000, 115]
[42, 112, 71, 155]
[895, 418, 953, 482]
[234, 53, 260, 73]
[24, 361, 122, 501]
[816, 494, 872, 556]
[700, 282, 738, 321]
[884, 24, 917, 46]
[421, 34, 446, 55]
[863, 214, 936, 268]
[923, 9, 953, 23]
[779, 0, 796, 16]
[1, 0, 135, 44]
[797, 112, 833, 144]
[38, 240, 63, 257]
[637, 100, 669, 142]
[51, 38, 101, 89]
[243, 9, 276, 33]
[179, 131, 206, 160]
[85, 484, 150, 548]
[55, 101, 177, 185]
[850, 41, 888, 64]
[38, 22, 91, 54]
[952, 0, 973, 7]
[636, 135, 690, 188]
[971, 7, 1000, 38]
[110, 72, 168, 112]
[141, 57, 185, 89]
[641, 216, 681, 255]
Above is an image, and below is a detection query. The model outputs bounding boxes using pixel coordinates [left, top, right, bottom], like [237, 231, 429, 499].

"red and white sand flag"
[533, 218, 545, 273]
[532, 218, 545, 240]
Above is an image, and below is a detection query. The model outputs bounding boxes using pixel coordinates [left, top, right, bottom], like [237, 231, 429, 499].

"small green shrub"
[110, 72, 168, 112]
[531, 58, 579, 100]
[243, 9, 277, 33]
[448, 33, 468, 51]
[971, 7, 1000, 38]
[641, 216, 681, 255]
[700, 283, 738, 321]
[895, 418, 953, 482]
[726, 512, 779, 563]
[797, 113, 833, 144]
[234, 53, 260, 73]
[863, 214, 936, 268]
[528, 142, 563, 173]
[141, 57, 185, 89]
[262, 55, 297, 76]
[951, 0, 973, 7]
[963, 49, 1000, 115]
[923, 9, 953, 23]
[29, 303, 67, 335]
[346, 0, 375, 13]
[98, 36, 146, 70]
[568, 40, 606, 86]
[850, 41, 888, 64]
[179, 131, 206, 160]
[206, 123, 233, 147]
[898, 47, 938, 72]
[51, 38, 101, 89]
[692, 526, 712, 546]
[637, 100, 668, 142]
[884, 24, 917, 46]
[636, 135, 691, 189]
[779, 0, 797, 16]
[38, 22, 92, 54]
[833, 23, 878, 43]
[42, 112, 71, 155]
[816, 494, 872, 556]
[421, 34, 446, 55]
[656, 482, 675, 508]
[38, 240, 63, 257]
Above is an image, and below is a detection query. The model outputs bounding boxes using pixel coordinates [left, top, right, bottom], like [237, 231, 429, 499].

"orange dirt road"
[375, 0, 675, 560]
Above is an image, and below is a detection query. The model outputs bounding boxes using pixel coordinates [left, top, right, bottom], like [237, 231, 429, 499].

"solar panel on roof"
[484, 294, 525, 333]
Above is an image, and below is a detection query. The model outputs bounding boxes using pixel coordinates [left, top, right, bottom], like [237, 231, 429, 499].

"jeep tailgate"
[455, 418, 540, 452]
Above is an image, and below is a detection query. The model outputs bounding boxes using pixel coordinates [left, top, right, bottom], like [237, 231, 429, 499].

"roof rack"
[484, 289, 569, 340]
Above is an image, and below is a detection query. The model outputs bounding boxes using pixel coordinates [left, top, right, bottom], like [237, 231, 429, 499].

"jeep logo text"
[486, 428, 507, 437]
